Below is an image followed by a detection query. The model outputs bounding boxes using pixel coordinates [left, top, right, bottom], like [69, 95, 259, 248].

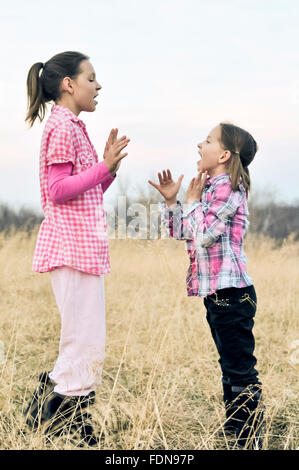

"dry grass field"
[0, 229, 298, 450]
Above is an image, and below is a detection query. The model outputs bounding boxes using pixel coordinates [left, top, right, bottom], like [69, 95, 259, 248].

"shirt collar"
[51, 104, 86, 127]
[205, 172, 230, 188]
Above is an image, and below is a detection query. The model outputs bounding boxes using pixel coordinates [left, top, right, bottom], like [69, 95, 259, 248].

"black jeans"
[204, 285, 261, 387]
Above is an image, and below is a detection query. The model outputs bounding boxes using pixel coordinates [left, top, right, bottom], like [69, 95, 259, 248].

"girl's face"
[197, 125, 227, 177]
[67, 60, 102, 114]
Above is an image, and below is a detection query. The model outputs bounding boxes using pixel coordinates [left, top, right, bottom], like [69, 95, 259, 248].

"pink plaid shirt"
[32, 105, 112, 276]
[160, 173, 253, 297]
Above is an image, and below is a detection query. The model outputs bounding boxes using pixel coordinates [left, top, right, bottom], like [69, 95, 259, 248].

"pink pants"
[49, 266, 106, 396]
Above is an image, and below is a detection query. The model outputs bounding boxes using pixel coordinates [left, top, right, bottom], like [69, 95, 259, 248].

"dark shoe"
[44, 391, 98, 447]
[24, 371, 56, 429]
[222, 381, 236, 435]
[74, 411, 99, 447]
[230, 384, 264, 449]
[42, 392, 70, 435]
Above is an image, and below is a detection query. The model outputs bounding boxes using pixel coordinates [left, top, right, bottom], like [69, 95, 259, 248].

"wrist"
[165, 197, 177, 207]
[186, 198, 200, 204]
[103, 160, 115, 175]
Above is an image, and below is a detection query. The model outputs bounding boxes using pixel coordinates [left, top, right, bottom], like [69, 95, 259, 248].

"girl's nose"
[96, 82, 102, 90]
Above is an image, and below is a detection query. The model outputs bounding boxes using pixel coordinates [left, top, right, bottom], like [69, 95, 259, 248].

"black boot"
[230, 384, 264, 449]
[24, 371, 56, 429]
[222, 381, 236, 435]
[74, 410, 99, 447]
[43, 391, 98, 447]
[72, 393, 98, 447]
[25, 375, 98, 447]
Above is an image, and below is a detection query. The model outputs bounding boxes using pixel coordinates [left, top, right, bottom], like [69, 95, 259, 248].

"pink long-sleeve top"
[48, 161, 115, 204]
[32, 104, 115, 276]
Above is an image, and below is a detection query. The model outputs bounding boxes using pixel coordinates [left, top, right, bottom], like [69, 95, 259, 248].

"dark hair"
[219, 122, 258, 196]
[25, 51, 89, 127]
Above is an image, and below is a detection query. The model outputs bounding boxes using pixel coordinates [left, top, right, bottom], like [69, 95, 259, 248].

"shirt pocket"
[79, 153, 94, 169]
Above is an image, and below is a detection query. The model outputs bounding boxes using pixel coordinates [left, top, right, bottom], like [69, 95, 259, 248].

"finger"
[195, 178, 201, 188]
[202, 170, 208, 183]
[107, 129, 114, 145]
[115, 141, 129, 152]
[178, 174, 184, 183]
[162, 169, 168, 182]
[115, 137, 130, 147]
[198, 171, 207, 188]
[189, 177, 195, 188]
[148, 180, 159, 190]
[110, 129, 115, 145]
[196, 170, 202, 181]
[112, 128, 118, 144]
[114, 139, 128, 149]
[115, 135, 128, 145]
[158, 172, 163, 185]
[167, 169, 172, 180]
[114, 143, 128, 155]
[115, 152, 128, 162]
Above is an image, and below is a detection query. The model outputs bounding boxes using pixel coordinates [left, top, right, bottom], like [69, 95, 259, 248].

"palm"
[157, 180, 180, 200]
[148, 170, 184, 200]
[104, 128, 128, 175]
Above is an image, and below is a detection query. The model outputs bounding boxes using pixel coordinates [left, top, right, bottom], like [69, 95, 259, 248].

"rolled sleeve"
[46, 122, 76, 166]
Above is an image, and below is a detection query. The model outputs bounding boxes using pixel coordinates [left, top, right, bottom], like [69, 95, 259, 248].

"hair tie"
[38, 63, 44, 77]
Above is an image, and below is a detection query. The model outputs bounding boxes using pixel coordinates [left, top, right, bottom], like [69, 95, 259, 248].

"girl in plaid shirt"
[24, 51, 129, 445]
[149, 123, 264, 449]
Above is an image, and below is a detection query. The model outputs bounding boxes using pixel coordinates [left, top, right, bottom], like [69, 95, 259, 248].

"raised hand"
[103, 128, 130, 175]
[148, 169, 184, 206]
[186, 170, 208, 204]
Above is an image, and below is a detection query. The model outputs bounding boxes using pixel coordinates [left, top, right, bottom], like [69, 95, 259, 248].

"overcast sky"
[0, 0, 298, 213]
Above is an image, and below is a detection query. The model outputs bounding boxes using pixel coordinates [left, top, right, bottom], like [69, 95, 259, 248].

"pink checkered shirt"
[160, 173, 253, 297]
[32, 105, 111, 276]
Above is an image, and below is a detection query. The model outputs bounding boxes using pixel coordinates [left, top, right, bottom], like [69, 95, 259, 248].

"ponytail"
[25, 62, 46, 127]
[242, 166, 251, 195]
[229, 153, 251, 197]
[25, 51, 89, 127]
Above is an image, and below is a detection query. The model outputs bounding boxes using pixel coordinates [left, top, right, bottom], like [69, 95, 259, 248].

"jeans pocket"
[239, 292, 257, 309]
[237, 287, 257, 318]
[209, 291, 231, 307]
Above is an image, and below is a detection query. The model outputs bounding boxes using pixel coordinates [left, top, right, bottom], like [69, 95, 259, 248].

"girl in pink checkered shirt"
[149, 123, 264, 449]
[24, 51, 129, 446]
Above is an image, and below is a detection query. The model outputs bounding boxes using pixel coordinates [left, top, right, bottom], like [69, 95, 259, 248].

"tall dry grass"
[0, 229, 298, 450]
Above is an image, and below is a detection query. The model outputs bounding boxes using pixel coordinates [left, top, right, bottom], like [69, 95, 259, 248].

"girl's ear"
[61, 77, 73, 94]
[219, 150, 231, 164]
